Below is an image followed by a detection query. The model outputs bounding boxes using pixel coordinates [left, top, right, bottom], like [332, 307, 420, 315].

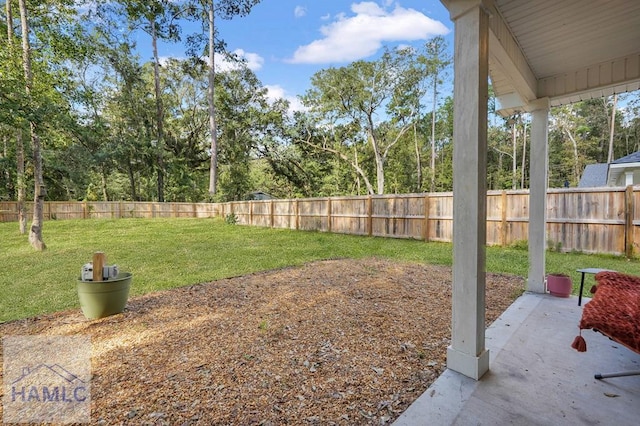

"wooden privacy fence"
[1, 187, 639, 256]
[218, 187, 640, 257]
[0, 201, 220, 221]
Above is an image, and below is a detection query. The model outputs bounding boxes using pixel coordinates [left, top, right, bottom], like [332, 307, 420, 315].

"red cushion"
[579, 272, 640, 353]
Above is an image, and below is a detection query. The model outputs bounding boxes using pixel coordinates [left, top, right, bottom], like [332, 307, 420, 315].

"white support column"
[446, 0, 490, 380]
[527, 99, 550, 293]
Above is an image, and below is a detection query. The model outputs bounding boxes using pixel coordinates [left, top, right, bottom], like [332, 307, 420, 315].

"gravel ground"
[0, 258, 524, 425]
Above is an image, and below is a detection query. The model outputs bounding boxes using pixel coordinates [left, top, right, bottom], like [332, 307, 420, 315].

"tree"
[432, 96, 454, 191]
[420, 36, 450, 192]
[18, 0, 46, 250]
[302, 48, 427, 194]
[549, 105, 588, 186]
[161, 58, 210, 201]
[290, 113, 375, 195]
[3, 0, 27, 233]
[184, 0, 262, 196]
[114, 0, 182, 202]
[215, 65, 286, 201]
[206, 2, 217, 196]
[107, 57, 157, 201]
[607, 94, 618, 163]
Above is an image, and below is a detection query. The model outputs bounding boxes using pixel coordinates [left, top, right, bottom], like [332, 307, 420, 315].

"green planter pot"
[77, 272, 132, 319]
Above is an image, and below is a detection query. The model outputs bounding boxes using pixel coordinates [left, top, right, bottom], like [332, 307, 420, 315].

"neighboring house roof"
[608, 151, 640, 186]
[247, 191, 275, 200]
[612, 151, 640, 164]
[578, 163, 609, 188]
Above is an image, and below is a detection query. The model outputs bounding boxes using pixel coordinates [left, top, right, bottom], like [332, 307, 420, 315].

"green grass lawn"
[1, 217, 638, 323]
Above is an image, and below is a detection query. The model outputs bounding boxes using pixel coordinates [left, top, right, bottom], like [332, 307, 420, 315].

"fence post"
[501, 190, 508, 246]
[249, 201, 254, 226]
[423, 194, 430, 241]
[269, 200, 274, 228]
[327, 198, 332, 232]
[83, 201, 88, 219]
[367, 196, 373, 236]
[625, 185, 634, 258]
[295, 199, 300, 230]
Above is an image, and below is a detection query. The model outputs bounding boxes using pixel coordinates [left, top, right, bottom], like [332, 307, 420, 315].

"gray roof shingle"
[578, 163, 609, 187]
[612, 151, 640, 164]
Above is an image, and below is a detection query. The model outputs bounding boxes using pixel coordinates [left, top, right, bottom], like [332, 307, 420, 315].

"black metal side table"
[576, 268, 615, 306]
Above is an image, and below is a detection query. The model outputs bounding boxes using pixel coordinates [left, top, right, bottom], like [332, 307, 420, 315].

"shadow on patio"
[394, 293, 640, 425]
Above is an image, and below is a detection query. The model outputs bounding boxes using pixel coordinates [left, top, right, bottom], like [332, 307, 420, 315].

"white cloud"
[287, 1, 449, 64]
[157, 50, 264, 74]
[265, 84, 307, 115]
[294, 5, 307, 18]
[320, 13, 331, 20]
[235, 49, 265, 71]
[158, 56, 181, 66]
[352, 2, 386, 16]
[215, 49, 264, 72]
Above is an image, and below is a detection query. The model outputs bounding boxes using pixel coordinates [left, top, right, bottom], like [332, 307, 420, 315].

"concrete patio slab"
[394, 292, 640, 425]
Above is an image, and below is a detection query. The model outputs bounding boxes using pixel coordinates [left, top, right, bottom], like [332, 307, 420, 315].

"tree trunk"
[101, 167, 108, 201]
[564, 128, 580, 183]
[151, 20, 165, 202]
[512, 119, 517, 190]
[27, 126, 45, 251]
[607, 94, 618, 163]
[413, 122, 422, 192]
[207, 1, 219, 196]
[1, 136, 7, 191]
[16, 129, 26, 234]
[366, 118, 387, 195]
[372, 133, 385, 194]
[6, 0, 26, 234]
[521, 122, 528, 189]
[18, 0, 45, 250]
[2, 135, 15, 201]
[127, 156, 138, 201]
[301, 136, 375, 195]
[430, 76, 437, 193]
[354, 147, 361, 194]
[5, 0, 12, 42]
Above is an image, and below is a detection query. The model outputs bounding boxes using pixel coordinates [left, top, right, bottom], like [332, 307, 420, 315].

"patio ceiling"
[465, 0, 640, 115]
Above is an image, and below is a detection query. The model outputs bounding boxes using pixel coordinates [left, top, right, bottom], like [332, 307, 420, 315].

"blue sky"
[152, 1, 453, 111]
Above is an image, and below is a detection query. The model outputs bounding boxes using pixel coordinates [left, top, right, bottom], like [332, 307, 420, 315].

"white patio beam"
[446, 0, 490, 381]
[484, 0, 538, 113]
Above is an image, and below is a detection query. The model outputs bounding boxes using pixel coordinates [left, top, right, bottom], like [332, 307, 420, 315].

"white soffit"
[459, 0, 640, 112]
[608, 162, 640, 186]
